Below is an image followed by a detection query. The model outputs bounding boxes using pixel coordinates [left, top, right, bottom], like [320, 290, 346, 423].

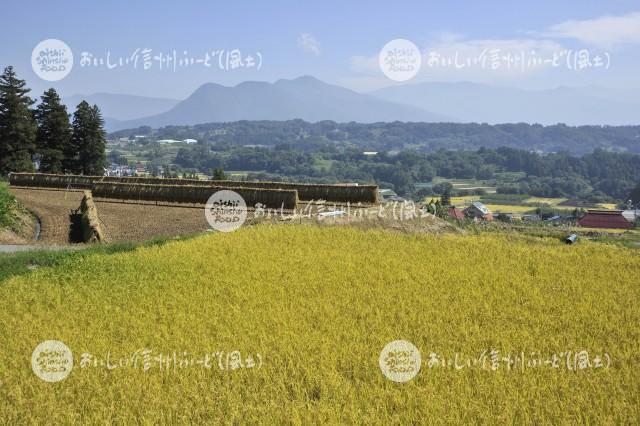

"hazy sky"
[2, 0, 639, 99]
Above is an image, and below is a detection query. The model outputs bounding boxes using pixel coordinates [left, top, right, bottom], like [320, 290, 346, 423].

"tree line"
[0, 66, 106, 176]
[172, 144, 639, 202]
[111, 119, 640, 155]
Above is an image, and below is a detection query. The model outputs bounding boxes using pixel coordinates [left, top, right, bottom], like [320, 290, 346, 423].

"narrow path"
[0, 244, 81, 253]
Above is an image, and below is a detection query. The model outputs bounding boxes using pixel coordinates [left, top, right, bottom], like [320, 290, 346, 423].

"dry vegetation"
[79, 191, 105, 243]
[93, 182, 299, 209]
[10, 173, 379, 203]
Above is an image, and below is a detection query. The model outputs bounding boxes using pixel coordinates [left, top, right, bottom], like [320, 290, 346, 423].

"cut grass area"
[0, 234, 200, 283]
[0, 225, 638, 423]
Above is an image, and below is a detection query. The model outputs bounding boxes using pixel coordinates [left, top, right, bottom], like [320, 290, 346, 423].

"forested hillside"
[111, 120, 640, 155]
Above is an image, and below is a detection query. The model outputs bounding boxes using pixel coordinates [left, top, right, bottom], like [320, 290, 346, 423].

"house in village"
[447, 206, 465, 220]
[522, 214, 541, 222]
[622, 209, 640, 223]
[464, 201, 493, 221]
[578, 210, 633, 230]
[379, 188, 406, 203]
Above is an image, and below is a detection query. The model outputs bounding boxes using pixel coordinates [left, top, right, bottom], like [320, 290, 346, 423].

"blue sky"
[2, 0, 639, 99]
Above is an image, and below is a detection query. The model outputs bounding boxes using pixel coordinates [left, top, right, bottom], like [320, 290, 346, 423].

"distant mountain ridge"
[89, 76, 640, 131]
[371, 82, 640, 126]
[108, 76, 452, 131]
[63, 93, 180, 128]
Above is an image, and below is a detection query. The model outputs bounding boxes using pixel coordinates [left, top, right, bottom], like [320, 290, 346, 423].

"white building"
[622, 209, 640, 223]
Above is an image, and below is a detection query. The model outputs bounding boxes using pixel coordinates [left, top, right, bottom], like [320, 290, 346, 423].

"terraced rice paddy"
[0, 226, 638, 423]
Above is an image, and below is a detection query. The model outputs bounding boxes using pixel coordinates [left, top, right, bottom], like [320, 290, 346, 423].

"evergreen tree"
[35, 88, 71, 173]
[64, 102, 87, 173]
[440, 186, 452, 206]
[83, 104, 107, 175]
[0, 66, 37, 174]
[69, 101, 106, 175]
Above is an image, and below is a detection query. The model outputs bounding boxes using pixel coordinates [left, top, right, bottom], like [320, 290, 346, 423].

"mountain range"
[372, 82, 640, 126]
[102, 76, 449, 131]
[69, 76, 640, 132]
[63, 93, 180, 128]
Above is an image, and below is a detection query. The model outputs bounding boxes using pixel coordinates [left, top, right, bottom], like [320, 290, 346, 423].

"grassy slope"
[0, 181, 36, 243]
[0, 181, 20, 229]
[0, 234, 199, 283]
[0, 225, 638, 423]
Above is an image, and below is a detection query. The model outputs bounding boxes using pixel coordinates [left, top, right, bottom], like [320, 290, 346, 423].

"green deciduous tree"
[0, 66, 37, 174]
[35, 88, 71, 173]
[212, 168, 227, 180]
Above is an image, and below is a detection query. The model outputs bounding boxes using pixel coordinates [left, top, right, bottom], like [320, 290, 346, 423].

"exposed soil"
[93, 199, 211, 243]
[9, 187, 85, 244]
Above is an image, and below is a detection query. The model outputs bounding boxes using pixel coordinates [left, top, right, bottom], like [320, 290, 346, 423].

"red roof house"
[447, 207, 465, 220]
[463, 202, 493, 221]
[578, 210, 633, 229]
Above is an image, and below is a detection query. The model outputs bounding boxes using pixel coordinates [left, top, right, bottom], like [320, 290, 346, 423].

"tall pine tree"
[0, 66, 37, 175]
[35, 88, 71, 173]
[440, 185, 452, 206]
[68, 101, 106, 175]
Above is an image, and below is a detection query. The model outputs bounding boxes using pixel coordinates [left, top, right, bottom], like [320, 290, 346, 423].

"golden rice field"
[597, 203, 619, 210]
[483, 204, 536, 213]
[0, 225, 639, 423]
[524, 196, 569, 206]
